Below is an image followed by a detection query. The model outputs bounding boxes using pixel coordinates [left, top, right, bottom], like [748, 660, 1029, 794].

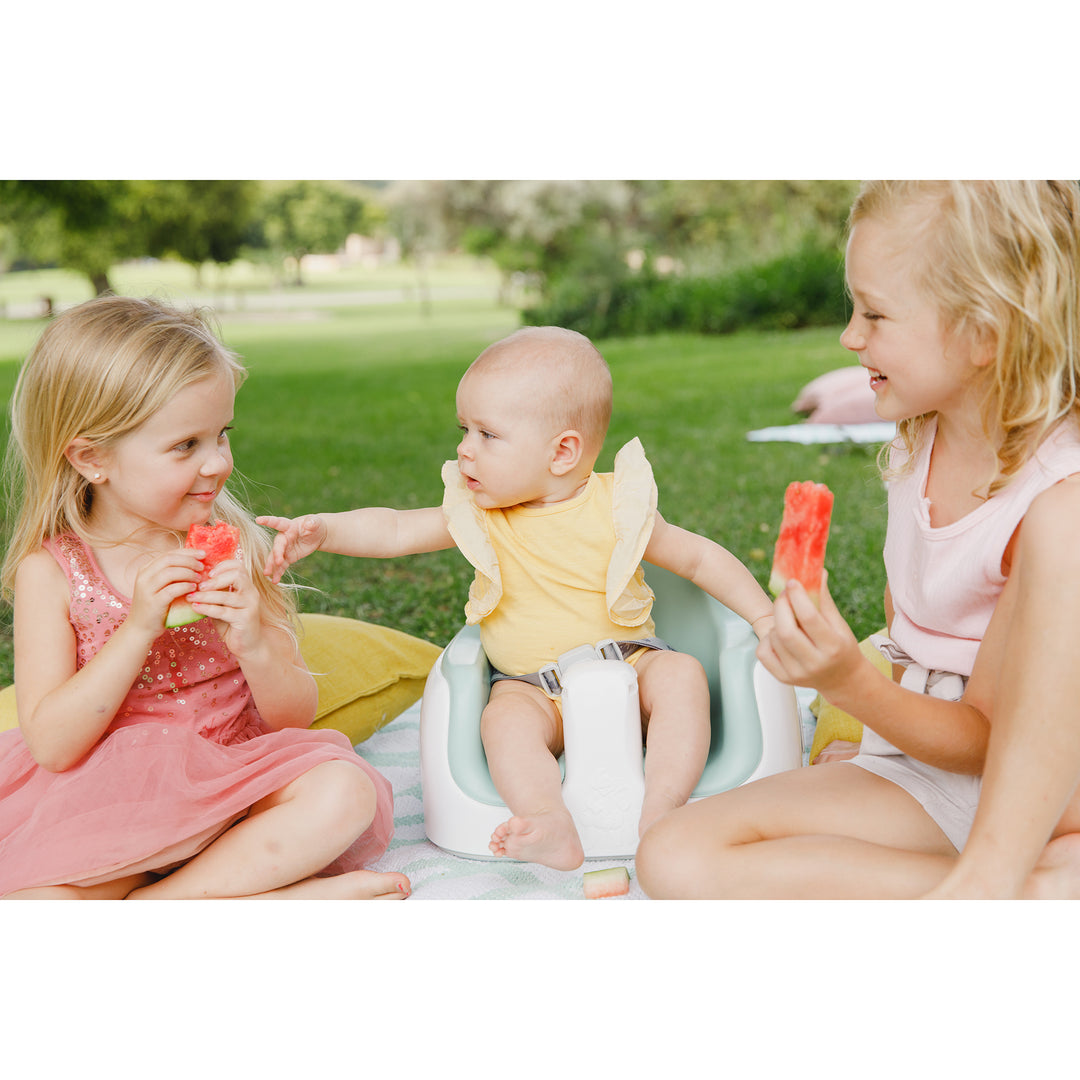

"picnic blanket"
[746, 421, 896, 445]
[361, 690, 817, 900]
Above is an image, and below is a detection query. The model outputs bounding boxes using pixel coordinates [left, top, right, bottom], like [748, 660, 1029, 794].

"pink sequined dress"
[0, 534, 394, 895]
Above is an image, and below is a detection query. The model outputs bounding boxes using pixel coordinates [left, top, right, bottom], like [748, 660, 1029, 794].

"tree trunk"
[90, 270, 112, 296]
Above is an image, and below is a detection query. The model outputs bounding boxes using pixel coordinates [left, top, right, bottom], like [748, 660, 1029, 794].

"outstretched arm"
[643, 513, 774, 637]
[257, 506, 455, 582]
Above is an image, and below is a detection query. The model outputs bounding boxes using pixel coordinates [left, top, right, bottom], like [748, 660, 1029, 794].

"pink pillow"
[791, 366, 880, 425]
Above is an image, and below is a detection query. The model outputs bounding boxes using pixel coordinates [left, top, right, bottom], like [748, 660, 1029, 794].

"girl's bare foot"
[127, 869, 411, 900]
[489, 810, 584, 870]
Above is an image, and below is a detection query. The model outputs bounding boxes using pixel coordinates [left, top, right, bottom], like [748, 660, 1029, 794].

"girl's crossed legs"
[636, 760, 959, 899]
[6, 760, 410, 900]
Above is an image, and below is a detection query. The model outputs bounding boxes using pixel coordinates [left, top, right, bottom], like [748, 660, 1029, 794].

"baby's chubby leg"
[635, 649, 712, 838]
[482, 681, 584, 870]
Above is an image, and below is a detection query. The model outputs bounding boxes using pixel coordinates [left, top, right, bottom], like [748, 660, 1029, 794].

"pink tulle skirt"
[0, 719, 393, 895]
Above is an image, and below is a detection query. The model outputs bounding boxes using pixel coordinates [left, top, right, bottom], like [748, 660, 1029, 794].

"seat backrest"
[645, 565, 765, 795]
[440, 564, 767, 804]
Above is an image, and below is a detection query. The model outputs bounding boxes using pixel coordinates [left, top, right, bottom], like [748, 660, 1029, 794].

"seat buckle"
[595, 638, 624, 661]
[537, 663, 563, 696]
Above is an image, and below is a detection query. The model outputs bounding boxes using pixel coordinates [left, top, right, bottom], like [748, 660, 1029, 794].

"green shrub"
[524, 241, 847, 338]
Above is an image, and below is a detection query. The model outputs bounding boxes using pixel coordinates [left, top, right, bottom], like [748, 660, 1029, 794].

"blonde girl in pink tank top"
[0, 297, 408, 900]
[638, 181, 1080, 900]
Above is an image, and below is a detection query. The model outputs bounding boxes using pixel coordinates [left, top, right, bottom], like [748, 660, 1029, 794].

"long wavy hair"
[849, 181, 1080, 493]
[2, 295, 295, 634]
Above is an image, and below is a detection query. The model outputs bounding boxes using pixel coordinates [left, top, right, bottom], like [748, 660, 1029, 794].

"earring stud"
[93, 473, 101, 481]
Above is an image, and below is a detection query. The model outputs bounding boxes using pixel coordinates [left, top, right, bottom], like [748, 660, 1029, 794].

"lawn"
[0, 268, 889, 689]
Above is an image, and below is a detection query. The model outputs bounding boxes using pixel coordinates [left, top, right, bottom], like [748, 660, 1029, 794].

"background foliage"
[0, 180, 885, 691]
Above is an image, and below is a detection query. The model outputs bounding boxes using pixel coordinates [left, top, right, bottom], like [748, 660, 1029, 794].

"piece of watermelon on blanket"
[769, 481, 833, 604]
[165, 520, 241, 628]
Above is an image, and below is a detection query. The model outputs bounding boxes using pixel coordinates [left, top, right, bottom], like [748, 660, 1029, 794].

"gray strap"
[490, 636, 671, 696]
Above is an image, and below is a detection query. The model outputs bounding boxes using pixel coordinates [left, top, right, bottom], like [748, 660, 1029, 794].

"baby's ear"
[64, 437, 105, 482]
[549, 430, 584, 476]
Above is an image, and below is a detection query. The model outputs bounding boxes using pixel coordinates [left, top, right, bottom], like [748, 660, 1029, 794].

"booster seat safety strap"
[490, 637, 671, 697]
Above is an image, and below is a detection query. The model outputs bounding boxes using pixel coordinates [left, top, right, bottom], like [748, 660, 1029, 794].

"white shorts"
[851, 733, 982, 852]
[850, 635, 982, 852]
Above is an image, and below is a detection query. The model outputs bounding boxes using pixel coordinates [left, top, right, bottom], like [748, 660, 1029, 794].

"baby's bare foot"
[490, 810, 584, 870]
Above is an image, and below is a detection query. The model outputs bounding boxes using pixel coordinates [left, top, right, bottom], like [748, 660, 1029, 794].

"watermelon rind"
[583, 866, 630, 899]
[165, 598, 204, 628]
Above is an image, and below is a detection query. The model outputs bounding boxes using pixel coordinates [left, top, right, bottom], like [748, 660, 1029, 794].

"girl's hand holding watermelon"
[126, 548, 208, 642]
[756, 571, 864, 707]
[185, 557, 265, 661]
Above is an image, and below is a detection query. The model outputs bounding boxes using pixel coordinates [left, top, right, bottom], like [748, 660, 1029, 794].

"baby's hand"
[256, 514, 326, 582]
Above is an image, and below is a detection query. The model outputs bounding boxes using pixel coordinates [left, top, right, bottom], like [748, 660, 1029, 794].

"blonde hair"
[465, 326, 613, 458]
[1, 295, 295, 633]
[849, 181, 1080, 493]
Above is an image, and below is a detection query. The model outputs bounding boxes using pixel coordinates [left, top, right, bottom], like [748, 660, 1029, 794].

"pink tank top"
[884, 418, 1080, 676]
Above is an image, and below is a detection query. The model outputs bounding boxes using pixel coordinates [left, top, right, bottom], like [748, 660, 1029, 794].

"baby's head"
[460, 326, 613, 464]
[849, 181, 1080, 453]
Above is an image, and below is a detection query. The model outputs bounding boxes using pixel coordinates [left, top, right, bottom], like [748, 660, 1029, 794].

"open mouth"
[867, 366, 887, 389]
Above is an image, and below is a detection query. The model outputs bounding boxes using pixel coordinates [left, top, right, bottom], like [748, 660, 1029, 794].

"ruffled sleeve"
[440, 460, 502, 624]
[606, 437, 658, 626]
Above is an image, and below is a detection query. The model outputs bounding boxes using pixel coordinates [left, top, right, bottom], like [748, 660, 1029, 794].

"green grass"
[0, 278, 889, 689]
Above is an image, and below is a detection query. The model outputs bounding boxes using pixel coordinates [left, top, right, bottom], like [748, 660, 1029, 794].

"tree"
[250, 180, 374, 285]
[384, 179, 645, 305]
[141, 181, 260, 284]
[637, 180, 857, 273]
[0, 180, 145, 294]
[0, 180, 262, 294]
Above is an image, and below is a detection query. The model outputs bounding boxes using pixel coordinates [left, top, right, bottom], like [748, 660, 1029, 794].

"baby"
[260, 326, 773, 869]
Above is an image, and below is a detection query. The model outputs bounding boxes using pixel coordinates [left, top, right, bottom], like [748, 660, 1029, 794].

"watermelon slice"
[769, 481, 834, 603]
[583, 866, 630, 899]
[165, 520, 241, 628]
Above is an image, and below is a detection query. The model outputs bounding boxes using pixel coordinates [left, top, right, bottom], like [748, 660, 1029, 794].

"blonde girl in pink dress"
[637, 181, 1080, 900]
[0, 296, 409, 900]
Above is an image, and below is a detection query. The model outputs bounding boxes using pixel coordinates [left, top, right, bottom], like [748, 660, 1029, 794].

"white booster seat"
[419, 564, 802, 860]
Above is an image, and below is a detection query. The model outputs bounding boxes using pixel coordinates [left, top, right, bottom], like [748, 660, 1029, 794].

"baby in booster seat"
[261, 326, 775, 869]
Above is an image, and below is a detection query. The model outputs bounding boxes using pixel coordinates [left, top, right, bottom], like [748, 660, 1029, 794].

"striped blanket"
[361, 692, 816, 900]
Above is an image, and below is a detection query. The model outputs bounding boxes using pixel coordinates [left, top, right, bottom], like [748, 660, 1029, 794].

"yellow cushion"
[302, 613, 441, 744]
[0, 684, 15, 734]
[0, 613, 442, 746]
[807, 631, 890, 765]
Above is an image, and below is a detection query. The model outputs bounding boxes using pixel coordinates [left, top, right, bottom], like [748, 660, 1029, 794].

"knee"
[672, 651, 708, 682]
[635, 806, 709, 899]
[309, 760, 378, 845]
[640, 650, 708, 699]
